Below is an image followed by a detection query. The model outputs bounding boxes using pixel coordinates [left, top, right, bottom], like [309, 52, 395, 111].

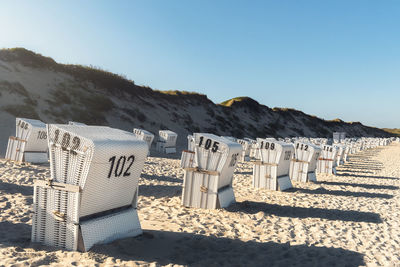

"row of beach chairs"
[180, 134, 393, 210]
[5, 118, 179, 164]
[1, 117, 393, 252]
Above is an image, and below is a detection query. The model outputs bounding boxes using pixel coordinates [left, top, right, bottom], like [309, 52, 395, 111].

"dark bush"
[3, 104, 40, 119]
[137, 111, 147, 122]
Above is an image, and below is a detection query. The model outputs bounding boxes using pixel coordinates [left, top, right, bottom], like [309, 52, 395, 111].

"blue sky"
[1, 1, 399, 128]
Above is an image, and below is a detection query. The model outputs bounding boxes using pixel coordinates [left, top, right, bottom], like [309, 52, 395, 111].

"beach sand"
[0, 143, 399, 266]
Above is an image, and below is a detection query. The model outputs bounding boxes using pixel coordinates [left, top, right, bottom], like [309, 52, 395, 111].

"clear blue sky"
[1, 1, 399, 128]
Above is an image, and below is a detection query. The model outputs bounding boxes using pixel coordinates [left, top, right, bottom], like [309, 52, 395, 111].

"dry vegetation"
[382, 128, 400, 136]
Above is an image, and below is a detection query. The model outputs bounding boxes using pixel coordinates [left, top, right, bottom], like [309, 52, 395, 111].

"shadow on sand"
[139, 184, 182, 198]
[0, 180, 33, 197]
[227, 201, 382, 223]
[0, 221, 63, 265]
[314, 181, 399, 190]
[0, 221, 32, 245]
[343, 161, 383, 166]
[234, 170, 253, 175]
[342, 167, 382, 171]
[336, 172, 400, 180]
[141, 173, 182, 184]
[0, 221, 366, 266]
[291, 187, 393, 199]
[335, 169, 374, 174]
[92, 229, 365, 267]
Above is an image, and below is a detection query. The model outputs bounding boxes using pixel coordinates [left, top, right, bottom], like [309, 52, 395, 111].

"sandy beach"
[0, 143, 399, 266]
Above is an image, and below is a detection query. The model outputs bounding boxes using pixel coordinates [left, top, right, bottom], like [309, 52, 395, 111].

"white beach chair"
[31, 125, 148, 251]
[5, 118, 48, 163]
[252, 139, 294, 191]
[237, 139, 251, 162]
[316, 144, 338, 175]
[181, 133, 242, 209]
[333, 144, 346, 166]
[246, 138, 258, 160]
[133, 128, 155, 154]
[289, 142, 321, 182]
[156, 130, 178, 154]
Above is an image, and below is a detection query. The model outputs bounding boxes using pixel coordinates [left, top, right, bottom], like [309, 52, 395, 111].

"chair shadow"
[141, 173, 182, 184]
[149, 151, 182, 160]
[336, 169, 374, 174]
[339, 162, 382, 168]
[314, 181, 399, 190]
[291, 188, 393, 199]
[0, 221, 366, 266]
[340, 166, 382, 171]
[92, 229, 365, 267]
[144, 161, 158, 165]
[0, 180, 33, 197]
[139, 184, 182, 198]
[0, 221, 32, 245]
[0, 221, 67, 265]
[226, 201, 382, 223]
[344, 162, 383, 166]
[345, 158, 382, 162]
[344, 166, 382, 170]
[341, 165, 382, 171]
[0, 218, 366, 266]
[336, 172, 400, 180]
[234, 171, 253, 175]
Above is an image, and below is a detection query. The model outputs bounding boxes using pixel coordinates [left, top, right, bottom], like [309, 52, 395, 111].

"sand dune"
[0, 48, 394, 158]
[0, 144, 399, 266]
